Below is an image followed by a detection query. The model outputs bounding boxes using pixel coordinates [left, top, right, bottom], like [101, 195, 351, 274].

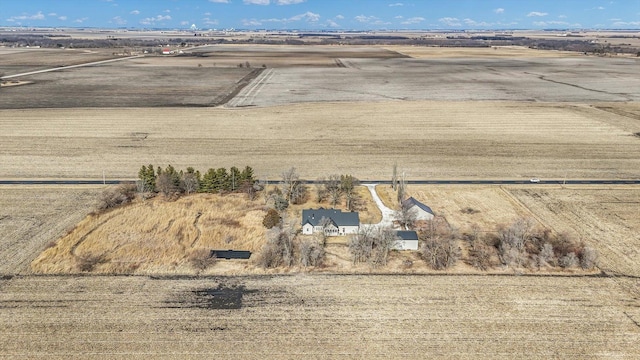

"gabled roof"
[302, 208, 359, 227]
[402, 197, 434, 215]
[396, 230, 419, 241]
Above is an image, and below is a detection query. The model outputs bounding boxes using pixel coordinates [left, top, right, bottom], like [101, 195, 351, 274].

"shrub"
[257, 227, 295, 268]
[580, 246, 598, 269]
[189, 249, 217, 272]
[97, 183, 136, 212]
[559, 252, 579, 268]
[75, 253, 106, 272]
[262, 208, 281, 229]
[468, 238, 493, 270]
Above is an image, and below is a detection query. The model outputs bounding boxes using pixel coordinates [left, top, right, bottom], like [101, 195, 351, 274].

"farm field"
[0, 274, 638, 359]
[1, 101, 638, 180]
[0, 60, 256, 108]
[3, 45, 640, 109]
[0, 47, 120, 75]
[0, 187, 100, 275]
[1, 41, 640, 358]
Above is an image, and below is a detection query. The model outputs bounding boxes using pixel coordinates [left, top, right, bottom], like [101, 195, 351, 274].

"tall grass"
[31, 193, 267, 274]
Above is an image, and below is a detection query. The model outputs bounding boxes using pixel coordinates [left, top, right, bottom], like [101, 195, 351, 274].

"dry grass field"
[0, 274, 638, 359]
[508, 185, 640, 277]
[1, 101, 638, 180]
[29, 184, 380, 276]
[0, 187, 101, 275]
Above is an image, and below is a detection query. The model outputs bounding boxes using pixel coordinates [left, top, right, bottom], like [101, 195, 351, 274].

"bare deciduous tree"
[257, 225, 295, 268]
[421, 223, 461, 270]
[391, 162, 398, 191]
[395, 201, 417, 230]
[280, 167, 306, 205]
[348, 226, 397, 268]
[181, 172, 199, 195]
[325, 174, 342, 207]
[299, 238, 325, 267]
[538, 242, 555, 267]
[314, 177, 327, 203]
[580, 246, 598, 270]
[340, 175, 359, 211]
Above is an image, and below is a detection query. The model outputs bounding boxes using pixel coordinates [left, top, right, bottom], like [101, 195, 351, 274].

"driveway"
[363, 184, 397, 228]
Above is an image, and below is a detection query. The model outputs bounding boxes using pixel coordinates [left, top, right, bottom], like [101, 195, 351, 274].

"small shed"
[401, 197, 435, 221]
[162, 48, 171, 55]
[394, 230, 419, 250]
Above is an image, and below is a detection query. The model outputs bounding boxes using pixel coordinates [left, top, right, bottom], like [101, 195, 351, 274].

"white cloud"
[244, 0, 270, 4]
[612, 21, 640, 26]
[112, 16, 127, 25]
[130, 10, 140, 15]
[494, 8, 504, 14]
[558, 15, 567, 19]
[533, 20, 581, 28]
[242, 18, 262, 26]
[401, 17, 425, 25]
[276, 0, 306, 4]
[389, 2, 403, 6]
[164, 9, 171, 13]
[464, 18, 492, 27]
[9, 12, 46, 21]
[202, 17, 219, 25]
[326, 19, 340, 28]
[58, 16, 67, 21]
[355, 15, 377, 23]
[395, 15, 403, 19]
[263, 11, 320, 23]
[335, 15, 344, 20]
[48, 12, 57, 16]
[140, 15, 172, 25]
[209, 0, 230, 3]
[527, 12, 548, 17]
[439, 17, 461, 26]
[74, 17, 88, 23]
[181, 21, 190, 26]
[204, 12, 212, 16]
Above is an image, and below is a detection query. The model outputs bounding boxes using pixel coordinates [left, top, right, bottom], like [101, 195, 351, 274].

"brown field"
[0, 274, 638, 359]
[1, 43, 640, 357]
[0, 47, 119, 75]
[0, 187, 101, 275]
[1, 101, 638, 180]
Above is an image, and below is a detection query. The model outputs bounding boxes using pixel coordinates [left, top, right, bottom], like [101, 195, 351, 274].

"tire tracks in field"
[190, 212, 203, 248]
[225, 68, 273, 107]
[214, 68, 265, 107]
[525, 72, 633, 101]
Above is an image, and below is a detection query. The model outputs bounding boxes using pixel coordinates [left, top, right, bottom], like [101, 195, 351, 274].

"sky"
[1, 0, 639, 30]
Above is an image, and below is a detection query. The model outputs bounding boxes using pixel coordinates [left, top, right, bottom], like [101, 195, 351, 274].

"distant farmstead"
[401, 197, 435, 221]
[301, 208, 359, 236]
[162, 48, 171, 55]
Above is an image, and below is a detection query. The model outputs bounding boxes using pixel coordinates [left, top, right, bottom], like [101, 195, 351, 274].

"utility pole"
[102, 170, 106, 185]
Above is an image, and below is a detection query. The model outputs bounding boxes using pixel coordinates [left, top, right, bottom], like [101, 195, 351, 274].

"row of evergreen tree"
[138, 164, 256, 195]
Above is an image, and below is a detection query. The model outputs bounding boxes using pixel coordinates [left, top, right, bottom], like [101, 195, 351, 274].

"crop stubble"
[1, 101, 638, 180]
[0, 274, 638, 359]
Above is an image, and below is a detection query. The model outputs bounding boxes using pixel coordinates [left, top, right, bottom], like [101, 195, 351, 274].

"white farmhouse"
[301, 208, 359, 236]
[401, 197, 435, 221]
